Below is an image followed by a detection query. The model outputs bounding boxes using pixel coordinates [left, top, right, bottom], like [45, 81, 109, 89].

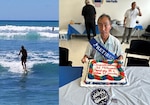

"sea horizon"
[0, 20, 59, 27]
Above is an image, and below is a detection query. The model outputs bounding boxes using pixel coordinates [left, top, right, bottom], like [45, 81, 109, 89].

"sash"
[89, 38, 117, 60]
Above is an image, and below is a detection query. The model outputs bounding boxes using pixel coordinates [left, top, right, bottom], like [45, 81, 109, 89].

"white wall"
[60, 0, 150, 30]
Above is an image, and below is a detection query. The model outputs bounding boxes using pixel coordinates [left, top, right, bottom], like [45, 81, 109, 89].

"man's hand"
[117, 55, 123, 60]
[137, 6, 140, 10]
[81, 55, 88, 63]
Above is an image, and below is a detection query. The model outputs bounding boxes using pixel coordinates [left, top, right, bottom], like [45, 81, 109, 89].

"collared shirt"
[125, 8, 139, 28]
[85, 34, 123, 60]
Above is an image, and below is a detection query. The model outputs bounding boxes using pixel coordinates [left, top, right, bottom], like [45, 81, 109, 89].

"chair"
[59, 47, 72, 66]
[125, 40, 150, 66]
[141, 25, 150, 39]
[134, 25, 143, 38]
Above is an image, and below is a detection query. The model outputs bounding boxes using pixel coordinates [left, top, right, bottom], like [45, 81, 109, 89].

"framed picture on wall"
[94, 0, 103, 7]
[95, 0, 102, 2]
[106, 0, 118, 3]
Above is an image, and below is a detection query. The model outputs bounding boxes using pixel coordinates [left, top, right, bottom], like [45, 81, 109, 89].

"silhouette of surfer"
[19, 46, 27, 72]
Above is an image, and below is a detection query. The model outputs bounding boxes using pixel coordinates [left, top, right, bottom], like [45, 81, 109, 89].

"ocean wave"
[0, 25, 59, 39]
[0, 50, 59, 73]
[0, 25, 59, 32]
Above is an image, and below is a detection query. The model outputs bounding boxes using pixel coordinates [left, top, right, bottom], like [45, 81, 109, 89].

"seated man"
[81, 14, 123, 63]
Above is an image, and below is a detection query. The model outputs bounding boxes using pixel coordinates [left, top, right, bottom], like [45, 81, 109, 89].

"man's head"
[85, 0, 90, 5]
[97, 14, 112, 39]
[21, 45, 24, 49]
[131, 2, 136, 10]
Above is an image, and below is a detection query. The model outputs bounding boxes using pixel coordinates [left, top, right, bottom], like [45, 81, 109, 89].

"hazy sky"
[0, 0, 58, 20]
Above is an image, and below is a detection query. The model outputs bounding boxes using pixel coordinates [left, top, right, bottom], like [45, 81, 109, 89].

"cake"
[80, 59, 127, 86]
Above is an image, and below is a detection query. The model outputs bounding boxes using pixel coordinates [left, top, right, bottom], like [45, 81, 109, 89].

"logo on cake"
[93, 62, 119, 76]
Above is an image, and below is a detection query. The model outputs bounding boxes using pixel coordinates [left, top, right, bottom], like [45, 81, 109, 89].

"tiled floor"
[59, 35, 149, 66]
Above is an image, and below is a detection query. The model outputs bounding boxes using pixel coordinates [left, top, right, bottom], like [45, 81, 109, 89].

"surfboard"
[23, 69, 28, 75]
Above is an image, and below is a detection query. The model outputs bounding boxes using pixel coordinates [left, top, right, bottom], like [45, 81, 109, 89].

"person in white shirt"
[121, 2, 142, 44]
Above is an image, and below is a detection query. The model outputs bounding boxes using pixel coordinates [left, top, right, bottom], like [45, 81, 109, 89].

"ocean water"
[0, 21, 59, 105]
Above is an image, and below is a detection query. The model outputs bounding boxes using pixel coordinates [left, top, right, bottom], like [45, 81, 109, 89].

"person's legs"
[91, 21, 96, 37]
[21, 61, 24, 69]
[21, 56, 25, 69]
[85, 22, 91, 40]
[127, 28, 133, 43]
[121, 27, 128, 44]
[24, 62, 26, 70]
[21, 56, 27, 70]
[23, 58, 27, 70]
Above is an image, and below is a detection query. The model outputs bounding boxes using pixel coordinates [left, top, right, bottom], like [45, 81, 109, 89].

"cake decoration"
[80, 59, 127, 86]
[88, 59, 125, 81]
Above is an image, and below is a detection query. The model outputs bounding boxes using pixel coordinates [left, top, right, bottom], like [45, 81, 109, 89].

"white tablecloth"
[67, 24, 100, 39]
[110, 24, 144, 37]
[59, 67, 150, 105]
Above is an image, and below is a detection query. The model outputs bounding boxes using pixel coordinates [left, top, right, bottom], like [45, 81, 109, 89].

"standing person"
[121, 2, 142, 44]
[19, 46, 27, 71]
[81, 14, 123, 63]
[82, 0, 96, 41]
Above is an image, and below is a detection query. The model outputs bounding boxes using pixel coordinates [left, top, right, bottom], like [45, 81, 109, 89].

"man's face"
[97, 16, 111, 38]
[132, 2, 136, 9]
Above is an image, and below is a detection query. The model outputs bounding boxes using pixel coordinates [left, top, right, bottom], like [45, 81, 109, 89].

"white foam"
[0, 25, 59, 38]
[0, 50, 58, 73]
[0, 25, 58, 32]
[37, 32, 59, 38]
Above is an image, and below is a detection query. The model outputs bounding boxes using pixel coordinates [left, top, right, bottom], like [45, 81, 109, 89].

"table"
[67, 24, 100, 39]
[110, 24, 144, 38]
[59, 66, 150, 105]
[59, 66, 83, 87]
[67, 24, 143, 40]
[110, 24, 124, 36]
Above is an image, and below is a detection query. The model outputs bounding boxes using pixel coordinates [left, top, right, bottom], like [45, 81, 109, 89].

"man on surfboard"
[19, 46, 27, 71]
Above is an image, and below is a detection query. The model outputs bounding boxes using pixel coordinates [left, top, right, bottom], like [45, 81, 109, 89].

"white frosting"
[92, 62, 119, 77]
[80, 60, 128, 87]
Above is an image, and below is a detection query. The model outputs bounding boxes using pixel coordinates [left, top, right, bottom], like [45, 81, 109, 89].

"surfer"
[19, 46, 27, 71]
